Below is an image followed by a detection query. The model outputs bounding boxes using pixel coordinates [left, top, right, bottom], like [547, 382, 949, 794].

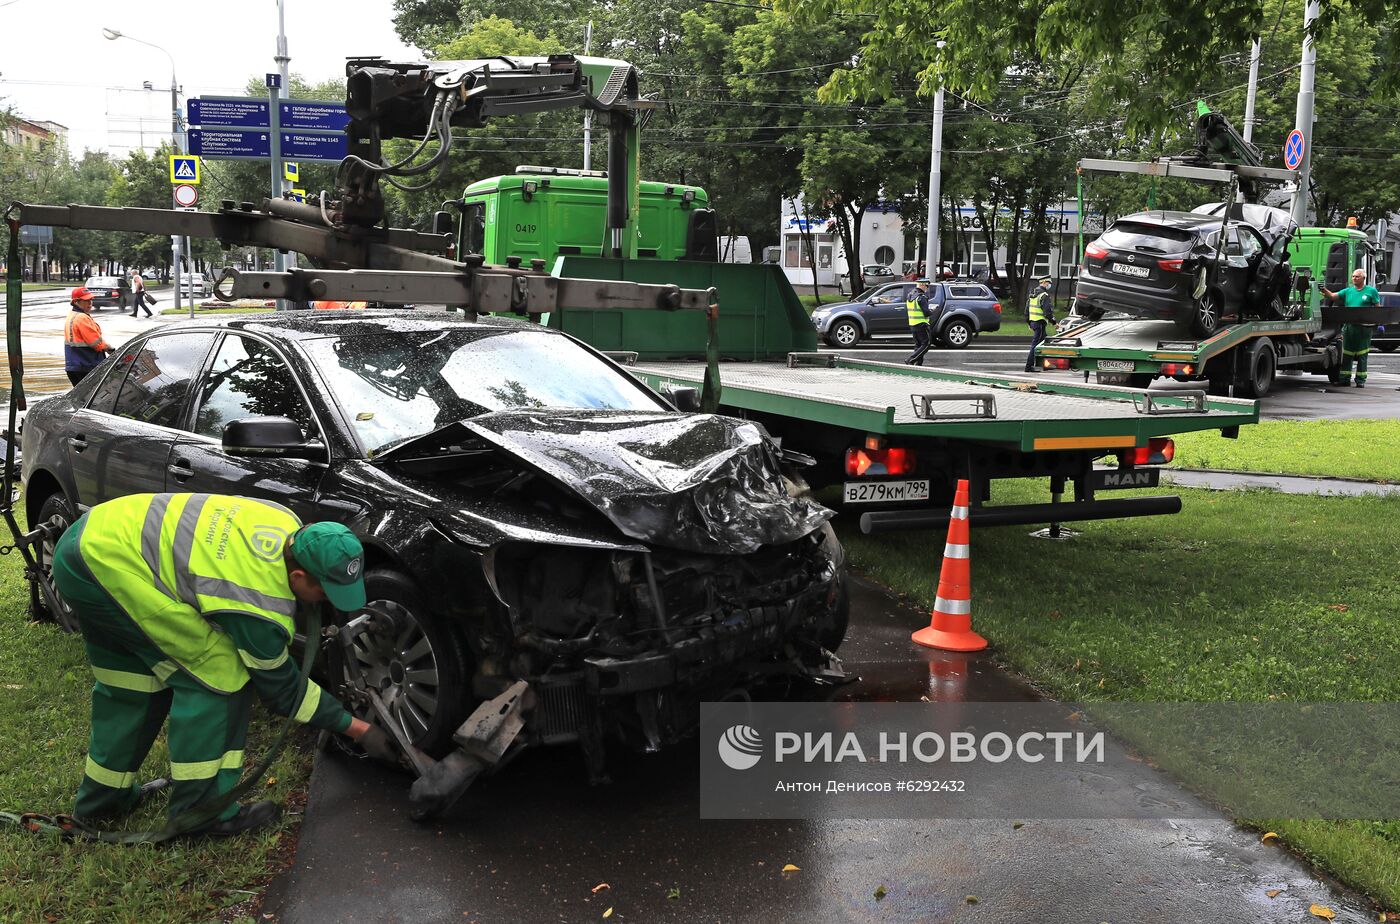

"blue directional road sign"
[188, 97, 271, 129]
[279, 131, 348, 162]
[188, 128, 272, 160]
[1284, 129, 1306, 170]
[279, 100, 350, 132]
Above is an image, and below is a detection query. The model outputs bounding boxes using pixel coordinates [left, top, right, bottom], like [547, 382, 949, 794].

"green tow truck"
[441, 74, 1261, 535]
[1037, 225, 1378, 398]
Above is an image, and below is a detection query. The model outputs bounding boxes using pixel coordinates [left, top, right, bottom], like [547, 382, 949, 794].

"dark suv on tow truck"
[21, 312, 848, 776]
[1076, 211, 1293, 337]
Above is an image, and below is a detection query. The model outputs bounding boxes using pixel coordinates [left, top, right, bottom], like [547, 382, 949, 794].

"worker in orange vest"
[64, 287, 114, 386]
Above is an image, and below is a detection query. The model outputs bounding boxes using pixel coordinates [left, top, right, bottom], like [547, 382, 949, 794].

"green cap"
[291, 522, 366, 612]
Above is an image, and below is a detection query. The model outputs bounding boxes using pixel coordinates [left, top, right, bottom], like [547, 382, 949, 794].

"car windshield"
[1101, 222, 1195, 254]
[301, 326, 665, 456]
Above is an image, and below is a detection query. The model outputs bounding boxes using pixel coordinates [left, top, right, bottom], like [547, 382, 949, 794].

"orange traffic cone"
[911, 479, 988, 652]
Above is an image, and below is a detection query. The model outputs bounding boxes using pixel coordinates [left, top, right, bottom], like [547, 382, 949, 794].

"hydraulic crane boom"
[9, 54, 696, 314]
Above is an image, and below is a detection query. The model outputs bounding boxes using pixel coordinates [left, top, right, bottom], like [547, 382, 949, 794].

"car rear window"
[948, 286, 985, 298]
[1101, 222, 1195, 254]
[87, 277, 120, 287]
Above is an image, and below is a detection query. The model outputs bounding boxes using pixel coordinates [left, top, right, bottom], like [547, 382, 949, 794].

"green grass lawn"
[20, 283, 63, 292]
[0, 541, 316, 923]
[837, 480, 1400, 908]
[1172, 419, 1400, 482]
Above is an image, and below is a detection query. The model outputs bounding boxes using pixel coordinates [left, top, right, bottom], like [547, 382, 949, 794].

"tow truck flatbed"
[628, 355, 1258, 451]
[1040, 315, 1322, 381]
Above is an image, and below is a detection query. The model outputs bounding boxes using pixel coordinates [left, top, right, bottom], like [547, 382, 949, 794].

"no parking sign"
[1283, 129, 1306, 170]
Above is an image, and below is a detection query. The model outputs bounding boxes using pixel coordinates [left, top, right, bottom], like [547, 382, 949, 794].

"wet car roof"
[1117, 210, 1250, 230]
[156, 309, 551, 341]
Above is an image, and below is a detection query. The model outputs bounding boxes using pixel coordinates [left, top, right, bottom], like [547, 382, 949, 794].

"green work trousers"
[53, 519, 246, 825]
[1340, 324, 1372, 384]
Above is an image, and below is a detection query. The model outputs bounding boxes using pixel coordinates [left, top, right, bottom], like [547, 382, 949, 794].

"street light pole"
[923, 42, 948, 278]
[103, 27, 185, 313]
[1290, 0, 1320, 225]
[1243, 36, 1261, 144]
[272, 0, 292, 305]
[923, 84, 945, 278]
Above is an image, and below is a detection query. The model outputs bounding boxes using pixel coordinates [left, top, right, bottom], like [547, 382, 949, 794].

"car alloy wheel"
[346, 598, 444, 745]
[941, 319, 973, 349]
[830, 320, 860, 347]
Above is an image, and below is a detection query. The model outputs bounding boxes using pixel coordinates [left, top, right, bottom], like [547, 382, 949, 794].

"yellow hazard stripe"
[91, 666, 166, 693]
[293, 681, 322, 723]
[170, 749, 245, 781]
[238, 648, 289, 671]
[84, 756, 137, 790]
[1033, 435, 1137, 451]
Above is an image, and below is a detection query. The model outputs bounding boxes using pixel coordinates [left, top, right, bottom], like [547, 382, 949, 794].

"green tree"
[783, 0, 1400, 134]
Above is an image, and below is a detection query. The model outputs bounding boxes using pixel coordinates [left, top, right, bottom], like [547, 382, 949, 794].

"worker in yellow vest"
[52, 493, 394, 836]
[1024, 277, 1056, 373]
[904, 278, 933, 366]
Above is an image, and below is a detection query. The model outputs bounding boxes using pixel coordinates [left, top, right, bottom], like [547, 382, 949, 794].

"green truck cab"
[1287, 226, 1375, 292]
[458, 168, 719, 265]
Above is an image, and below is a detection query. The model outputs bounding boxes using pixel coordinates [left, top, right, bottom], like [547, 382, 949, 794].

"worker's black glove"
[356, 724, 399, 764]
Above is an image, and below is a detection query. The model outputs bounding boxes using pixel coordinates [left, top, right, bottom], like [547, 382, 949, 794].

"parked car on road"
[21, 311, 848, 770]
[811, 281, 1002, 348]
[83, 275, 132, 311]
[179, 272, 212, 299]
[838, 263, 898, 296]
[1075, 210, 1294, 337]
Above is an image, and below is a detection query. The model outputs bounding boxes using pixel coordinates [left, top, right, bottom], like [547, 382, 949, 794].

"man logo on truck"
[1100, 470, 1156, 488]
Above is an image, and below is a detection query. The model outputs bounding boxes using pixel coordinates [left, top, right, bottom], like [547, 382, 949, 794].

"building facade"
[777, 196, 908, 288]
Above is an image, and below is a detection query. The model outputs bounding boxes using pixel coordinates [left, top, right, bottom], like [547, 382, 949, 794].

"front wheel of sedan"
[29, 492, 77, 630]
[1188, 292, 1222, 338]
[329, 568, 472, 757]
[826, 319, 861, 348]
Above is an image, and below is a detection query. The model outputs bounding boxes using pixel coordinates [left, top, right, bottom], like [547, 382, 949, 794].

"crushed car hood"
[378, 410, 832, 554]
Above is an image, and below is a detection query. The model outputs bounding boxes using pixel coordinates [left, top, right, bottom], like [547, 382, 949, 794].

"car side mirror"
[660, 384, 702, 412]
[432, 210, 454, 236]
[223, 416, 327, 461]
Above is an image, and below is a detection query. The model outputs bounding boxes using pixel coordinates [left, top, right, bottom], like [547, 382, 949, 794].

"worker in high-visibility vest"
[904, 278, 933, 366]
[64, 286, 113, 386]
[52, 493, 395, 836]
[1321, 268, 1382, 388]
[1024, 277, 1056, 373]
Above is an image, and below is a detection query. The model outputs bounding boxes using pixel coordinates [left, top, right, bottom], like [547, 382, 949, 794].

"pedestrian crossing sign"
[284, 162, 299, 182]
[169, 155, 200, 185]
[290, 188, 306, 203]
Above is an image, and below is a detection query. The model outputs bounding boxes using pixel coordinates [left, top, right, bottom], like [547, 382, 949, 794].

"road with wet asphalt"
[263, 578, 1378, 924]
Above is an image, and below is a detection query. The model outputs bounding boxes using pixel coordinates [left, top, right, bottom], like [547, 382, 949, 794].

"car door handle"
[68, 435, 88, 452]
[167, 459, 193, 480]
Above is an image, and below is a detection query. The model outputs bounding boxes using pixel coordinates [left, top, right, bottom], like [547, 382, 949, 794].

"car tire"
[327, 567, 472, 758]
[940, 318, 974, 350]
[1187, 292, 1222, 338]
[826, 319, 861, 348]
[29, 491, 77, 630]
[1236, 342, 1275, 399]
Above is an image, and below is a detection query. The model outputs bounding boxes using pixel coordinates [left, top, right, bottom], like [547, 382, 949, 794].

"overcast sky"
[0, 0, 420, 155]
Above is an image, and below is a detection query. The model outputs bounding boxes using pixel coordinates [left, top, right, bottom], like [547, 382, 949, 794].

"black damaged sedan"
[21, 312, 847, 772]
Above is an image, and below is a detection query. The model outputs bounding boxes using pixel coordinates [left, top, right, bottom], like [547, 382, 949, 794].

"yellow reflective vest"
[906, 290, 930, 326]
[76, 493, 302, 693]
[1028, 288, 1053, 323]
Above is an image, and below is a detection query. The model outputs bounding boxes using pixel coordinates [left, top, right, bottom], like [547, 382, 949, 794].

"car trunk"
[1091, 222, 1196, 292]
